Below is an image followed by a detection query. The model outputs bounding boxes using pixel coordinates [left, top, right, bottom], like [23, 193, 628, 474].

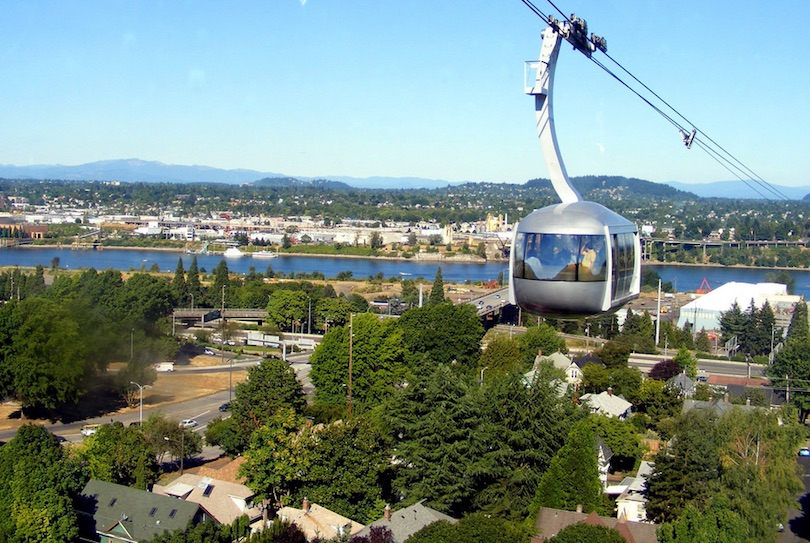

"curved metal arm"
[526, 26, 583, 204]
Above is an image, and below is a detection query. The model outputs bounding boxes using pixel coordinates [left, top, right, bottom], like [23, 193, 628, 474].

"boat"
[251, 250, 277, 259]
[223, 247, 244, 258]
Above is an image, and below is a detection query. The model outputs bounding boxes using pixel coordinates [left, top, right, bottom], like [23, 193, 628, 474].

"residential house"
[596, 437, 614, 489]
[579, 389, 633, 420]
[531, 507, 658, 543]
[76, 479, 208, 543]
[615, 461, 654, 523]
[152, 473, 261, 526]
[354, 501, 457, 543]
[666, 372, 696, 397]
[682, 394, 761, 417]
[275, 498, 364, 541]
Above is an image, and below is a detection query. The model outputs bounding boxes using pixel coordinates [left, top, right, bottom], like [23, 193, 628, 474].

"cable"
[518, 0, 789, 201]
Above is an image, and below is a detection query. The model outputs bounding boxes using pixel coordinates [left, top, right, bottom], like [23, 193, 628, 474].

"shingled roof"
[76, 479, 207, 543]
[355, 501, 457, 543]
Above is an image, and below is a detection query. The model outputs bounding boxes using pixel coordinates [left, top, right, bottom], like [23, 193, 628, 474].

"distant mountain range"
[0, 159, 807, 198]
[0, 159, 459, 190]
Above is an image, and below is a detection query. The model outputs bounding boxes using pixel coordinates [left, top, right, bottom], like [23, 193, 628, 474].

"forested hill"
[253, 177, 352, 190]
[525, 175, 696, 200]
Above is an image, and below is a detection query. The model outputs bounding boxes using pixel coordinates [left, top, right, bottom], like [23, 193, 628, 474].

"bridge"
[172, 308, 268, 326]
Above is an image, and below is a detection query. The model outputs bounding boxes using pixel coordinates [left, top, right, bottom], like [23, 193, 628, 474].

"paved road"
[781, 456, 810, 542]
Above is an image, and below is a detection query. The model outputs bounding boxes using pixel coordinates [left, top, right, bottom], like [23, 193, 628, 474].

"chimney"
[607, 387, 613, 396]
[576, 504, 583, 513]
[384, 504, 391, 521]
[302, 497, 310, 512]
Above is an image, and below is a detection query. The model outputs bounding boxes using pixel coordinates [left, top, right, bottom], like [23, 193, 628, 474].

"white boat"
[251, 250, 277, 259]
[223, 247, 244, 258]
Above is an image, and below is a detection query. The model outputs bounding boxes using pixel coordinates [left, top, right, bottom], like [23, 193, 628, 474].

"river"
[1, 247, 809, 298]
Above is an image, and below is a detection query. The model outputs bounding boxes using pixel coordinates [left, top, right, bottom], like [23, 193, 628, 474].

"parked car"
[798, 447, 810, 457]
[204, 348, 215, 355]
[179, 419, 198, 428]
[219, 402, 231, 412]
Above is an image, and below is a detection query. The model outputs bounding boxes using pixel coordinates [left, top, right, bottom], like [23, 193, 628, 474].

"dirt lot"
[0, 354, 247, 431]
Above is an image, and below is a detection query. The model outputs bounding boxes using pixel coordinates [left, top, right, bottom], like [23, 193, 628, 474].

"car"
[495, 294, 501, 298]
[799, 447, 810, 457]
[179, 419, 198, 428]
[204, 348, 215, 355]
[486, 305, 493, 310]
[80, 424, 101, 437]
[129, 421, 141, 427]
[478, 300, 484, 306]
[219, 402, 231, 412]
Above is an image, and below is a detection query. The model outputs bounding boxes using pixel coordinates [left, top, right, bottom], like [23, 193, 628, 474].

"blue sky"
[2, 0, 808, 187]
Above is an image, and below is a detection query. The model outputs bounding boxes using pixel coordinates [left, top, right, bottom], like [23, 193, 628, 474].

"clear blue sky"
[2, 1, 808, 187]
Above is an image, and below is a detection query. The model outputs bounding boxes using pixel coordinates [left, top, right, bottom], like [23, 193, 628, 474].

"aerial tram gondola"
[508, 14, 641, 318]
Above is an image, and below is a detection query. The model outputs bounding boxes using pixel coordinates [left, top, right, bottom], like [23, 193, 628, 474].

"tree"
[646, 410, 723, 523]
[517, 323, 567, 369]
[240, 408, 312, 507]
[786, 298, 809, 346]
[296, 416, 393, 523]
[79, 422, 160, 489]
[310, 313, 408, 408]
[266, 289, 309, 331]
[547, 523, 626, 543]
[582, 415, 640, 472]
[398, 303, 484, 374]
[427, 267, 446, 305]
[595, 340, 631, 368]
[648, 358, 683, 381]
[171, 257, 188, 306]
[718, 301, 745, 346]
[207, 358, 306, 455]
[369, 231, 384, 250]
[186, 255, 203, 304]
[531, 422, 603, 515]
[478, 335, 521, 378]
[0, 424, 88, 542]
[672, 347, 698, 379]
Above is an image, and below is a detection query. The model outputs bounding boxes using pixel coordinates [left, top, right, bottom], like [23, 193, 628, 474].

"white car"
[179, 419, 198, 428]
[204, 348, 215, 355]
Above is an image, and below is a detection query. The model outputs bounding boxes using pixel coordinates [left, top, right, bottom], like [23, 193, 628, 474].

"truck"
[155, 362, 175, 372]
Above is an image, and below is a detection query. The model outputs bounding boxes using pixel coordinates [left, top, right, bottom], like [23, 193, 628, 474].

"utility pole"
[655, 279, 662, 346]
[347, 313, 353, 417]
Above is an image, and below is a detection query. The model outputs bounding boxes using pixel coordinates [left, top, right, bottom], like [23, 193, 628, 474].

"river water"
[1, 247, 809, 297]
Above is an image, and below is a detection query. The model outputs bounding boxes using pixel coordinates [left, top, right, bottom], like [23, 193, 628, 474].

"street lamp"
[130, 381, 151, 425]
[479, 366, 489, 386]
[164, 434, 185, 475]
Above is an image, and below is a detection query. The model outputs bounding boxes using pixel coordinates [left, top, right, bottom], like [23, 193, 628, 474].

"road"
[781, 456, 810, 542]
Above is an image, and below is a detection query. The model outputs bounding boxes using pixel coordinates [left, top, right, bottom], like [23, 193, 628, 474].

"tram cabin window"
[515, 233, 606, 282]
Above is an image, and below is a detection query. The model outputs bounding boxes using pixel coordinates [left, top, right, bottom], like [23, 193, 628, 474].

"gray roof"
[77, 479, 206, 542]
[666, 372, 695, 392]
[355, 501, 457, 543]
[681, 398, 760, 417]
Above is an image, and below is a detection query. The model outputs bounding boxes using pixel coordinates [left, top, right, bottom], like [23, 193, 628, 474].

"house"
[275, 498, 364, 541]
[596, 437, 614, 489]
[152, 473, 261, 525]
[531, 507, 658, 543]
[76, 479, 208, 543]
[615, 461, 654, 523]
[544, 351, 583, 387]
[354, 501, 457, 543]
[682, 394, 761, 417]
[666, 372, 696, 397]
[579, 389, 633, 420]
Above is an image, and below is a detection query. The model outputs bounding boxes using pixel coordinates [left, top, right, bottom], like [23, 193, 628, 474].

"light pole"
[479, 366, 489, 386]
[130, 381, 151, 425]
[190, 293, 194, 310]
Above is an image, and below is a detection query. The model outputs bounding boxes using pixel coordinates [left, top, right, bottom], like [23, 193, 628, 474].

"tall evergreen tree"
[171, 257, 188, 306]
[786, 298, 809, 346]
[427, 267, 445, 305]
[186, 256, 203, 306]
